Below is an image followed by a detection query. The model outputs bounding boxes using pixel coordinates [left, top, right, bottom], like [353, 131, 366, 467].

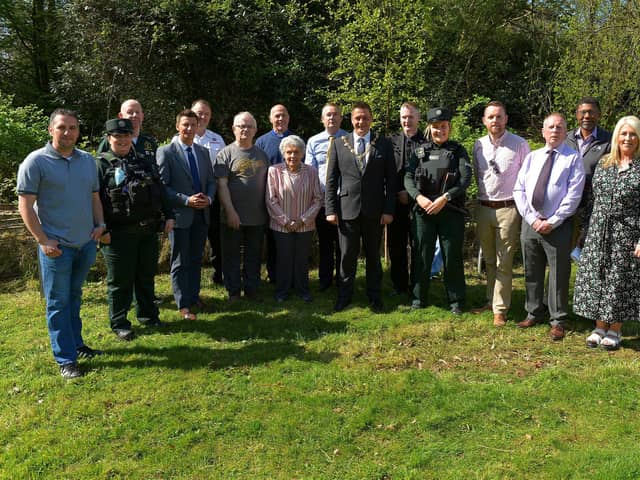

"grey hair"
[233, 111, 256, 128]
[279, 135, 306, 155]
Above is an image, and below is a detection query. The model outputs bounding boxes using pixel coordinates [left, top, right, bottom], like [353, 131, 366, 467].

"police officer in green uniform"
[98, 118, 175, 340]
[404, 107, 472, 314]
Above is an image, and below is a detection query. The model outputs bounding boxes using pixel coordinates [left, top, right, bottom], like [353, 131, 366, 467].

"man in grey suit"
[325, 101, 397, 313]
[157, 109, 216, 320]
[564, 96, 611, 250]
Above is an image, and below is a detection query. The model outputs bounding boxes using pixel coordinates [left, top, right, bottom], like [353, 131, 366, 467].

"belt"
[480, 199, 515, 209]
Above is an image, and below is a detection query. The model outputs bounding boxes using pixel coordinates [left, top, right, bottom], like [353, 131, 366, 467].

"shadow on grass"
[97, 340, 339, 371]
[168, 310, 347, 343]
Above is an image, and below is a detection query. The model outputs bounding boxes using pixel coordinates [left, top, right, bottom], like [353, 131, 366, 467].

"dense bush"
[0, 93, 49, 203]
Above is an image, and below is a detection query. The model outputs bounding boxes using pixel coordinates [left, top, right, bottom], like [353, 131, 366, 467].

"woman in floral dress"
[573, 115, 640, 350]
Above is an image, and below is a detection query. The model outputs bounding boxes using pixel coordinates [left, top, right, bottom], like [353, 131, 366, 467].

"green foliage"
[554, 0, 640, 130]
[0, 93, 49, 202]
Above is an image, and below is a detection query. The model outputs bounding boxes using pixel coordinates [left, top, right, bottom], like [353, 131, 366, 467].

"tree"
[0, 93, 49, 202]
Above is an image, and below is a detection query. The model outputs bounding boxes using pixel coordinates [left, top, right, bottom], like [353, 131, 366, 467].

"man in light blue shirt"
[305, 103, 348, 291]
[513, 112, 585, 340]
[17, 108, 106, 379]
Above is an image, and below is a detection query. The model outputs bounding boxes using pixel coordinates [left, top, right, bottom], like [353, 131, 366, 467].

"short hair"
[321, 103, 342, 117]
[484, 100, 507, 115]
[49, 108, 79, 125]
[352, 101, 372, 115]
[175, 109, 198, 125]
[576, 96, 601, 111]
[233, 111, 257, 128]
[603, 115, 640, 169]
[543, 112, 567, 129]
[191, 98, 211, 110]
[279, 135, 306, 155]
[400, 101, 420, 113]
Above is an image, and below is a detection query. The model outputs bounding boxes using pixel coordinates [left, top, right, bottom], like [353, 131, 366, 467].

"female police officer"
[404, 107, 472, 314]
[98, 118, 175, 340]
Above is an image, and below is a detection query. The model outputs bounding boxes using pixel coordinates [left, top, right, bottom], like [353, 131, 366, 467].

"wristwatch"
[96, 223, 107, 229]
[443, 192, 451, 201]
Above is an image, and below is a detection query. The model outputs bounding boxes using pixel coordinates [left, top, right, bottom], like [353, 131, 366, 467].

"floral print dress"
[573, 160, 640, 323]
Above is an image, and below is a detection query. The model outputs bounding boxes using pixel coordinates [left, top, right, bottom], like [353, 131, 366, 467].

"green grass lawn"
[2, 263, 640, 479]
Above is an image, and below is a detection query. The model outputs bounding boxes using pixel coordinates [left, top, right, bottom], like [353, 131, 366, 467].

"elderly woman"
[573, 115, 640, 350]
[404, 107, 472, 314]
[266, 135, 323, 302]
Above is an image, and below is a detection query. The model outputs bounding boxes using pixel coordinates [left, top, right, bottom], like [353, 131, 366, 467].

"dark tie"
[186, 146, 201, 193]
[357, 138, 366, 170]
[532, 149, 554, 211]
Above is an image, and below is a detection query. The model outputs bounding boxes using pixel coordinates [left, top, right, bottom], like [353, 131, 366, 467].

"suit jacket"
[390, 131, 426, 194]
[564, 127, 611, 180]
[325, 131, 397, 221]
[157, 141, 216, 229]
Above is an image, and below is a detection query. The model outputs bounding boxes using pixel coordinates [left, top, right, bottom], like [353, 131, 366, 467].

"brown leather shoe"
[517, 317, 541, 328]
[471, 303, 492, 314]
[493, 313, 506, 327]
[549, 324, 565, 341]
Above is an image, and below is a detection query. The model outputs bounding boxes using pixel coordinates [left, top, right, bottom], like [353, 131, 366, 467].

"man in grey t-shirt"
[215, 111, 269, 301]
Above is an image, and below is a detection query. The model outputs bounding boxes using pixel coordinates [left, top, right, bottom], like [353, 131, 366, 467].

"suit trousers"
[169, 210, 208, 309]
[388, 201, 411, 292]
[337, 214, 383, 302]
[521, 218, 572, 326]
[315, 207, 340, 288]
[476, 204, 520, 313]
[221, 223, 264, 296]
[273, 230, 313, 299]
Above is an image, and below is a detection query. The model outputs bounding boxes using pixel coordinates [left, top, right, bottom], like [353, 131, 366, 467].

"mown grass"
[2, 263, 640, 479]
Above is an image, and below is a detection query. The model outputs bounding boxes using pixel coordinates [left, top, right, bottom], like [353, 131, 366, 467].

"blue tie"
[186, 146, 201, 193]
[357, 138, 366, 170]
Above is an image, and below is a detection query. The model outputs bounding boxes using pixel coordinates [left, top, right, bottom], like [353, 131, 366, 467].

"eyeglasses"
[233, 125, 256, 130]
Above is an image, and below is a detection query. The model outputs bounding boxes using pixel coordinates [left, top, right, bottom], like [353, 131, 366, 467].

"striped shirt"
[266, 163, 323, 233]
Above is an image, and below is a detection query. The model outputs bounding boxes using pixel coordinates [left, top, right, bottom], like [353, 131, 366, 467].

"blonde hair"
[602, 115, 640, 169]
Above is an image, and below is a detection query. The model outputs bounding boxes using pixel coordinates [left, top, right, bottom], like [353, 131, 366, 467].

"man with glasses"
[472, 101, 530, 326]
[215, 112, 269, 301]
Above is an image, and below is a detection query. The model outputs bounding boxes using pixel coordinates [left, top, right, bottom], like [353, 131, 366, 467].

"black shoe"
[334, 298, 351, 312]
[275, 295, 287, 303]
[76, 345, 103, 359]
[113, 328, 135, 341]
[318, 283, 332, 292]
[212, 273, 224, 285]
[300, 293, 313, 303]
[153, 296, 163, 305]
[390, 288, 407, 297]
[245, 291, 263, 302]
[141, 318, 163, 327]
[450, 306, 463, 315]
[369, 299, 384, 313]
[60, 362, 81, 379]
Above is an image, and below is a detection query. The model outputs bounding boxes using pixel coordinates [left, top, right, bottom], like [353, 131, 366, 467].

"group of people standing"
[16, 95, 640, 379]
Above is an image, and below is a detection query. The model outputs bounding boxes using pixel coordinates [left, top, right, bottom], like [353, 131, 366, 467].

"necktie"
[357, 137, 366, 170]
[186, 146, 201, 193]
[532, 149, 554, 211]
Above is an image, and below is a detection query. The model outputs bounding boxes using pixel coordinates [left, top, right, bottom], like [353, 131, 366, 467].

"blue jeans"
[39, 241, 97, 365]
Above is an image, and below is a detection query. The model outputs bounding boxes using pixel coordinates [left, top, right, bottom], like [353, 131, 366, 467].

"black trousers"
[207, 198, 222, 281]
[388, 201, 411, 292]
[337, 214, 383, 302]
[315, 207, 340, 288]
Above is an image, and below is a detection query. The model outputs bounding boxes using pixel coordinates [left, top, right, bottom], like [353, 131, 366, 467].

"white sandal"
[600, 330, 621, 351]
[586, 328, 606, 348]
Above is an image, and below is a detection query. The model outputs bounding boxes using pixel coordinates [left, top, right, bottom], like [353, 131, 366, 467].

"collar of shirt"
[353, 131, 371, 146]
[574, 126, 598, 142]
[489, 131, 507, 148]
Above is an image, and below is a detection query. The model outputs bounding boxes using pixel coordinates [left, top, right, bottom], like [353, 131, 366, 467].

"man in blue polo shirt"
[17, 108, 106, 379]
[256, 104, 294, 283]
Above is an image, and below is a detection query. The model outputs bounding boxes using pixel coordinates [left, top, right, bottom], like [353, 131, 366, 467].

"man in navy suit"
[325, 101, 397, 312]
[157, 109, 216, 320]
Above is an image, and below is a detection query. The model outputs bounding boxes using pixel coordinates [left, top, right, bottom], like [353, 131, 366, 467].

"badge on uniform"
[415, 147, 425, 160]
